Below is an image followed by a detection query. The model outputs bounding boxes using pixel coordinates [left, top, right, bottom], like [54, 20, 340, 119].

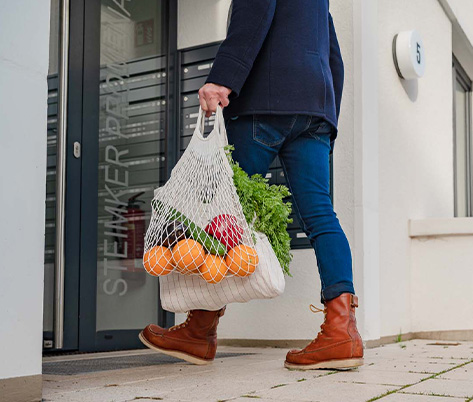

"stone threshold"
[0, 374, 42, 402]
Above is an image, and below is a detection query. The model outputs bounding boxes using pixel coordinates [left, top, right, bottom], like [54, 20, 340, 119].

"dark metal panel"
[181, 92, 200, 109]
[159, 0, 178, 329]
[181, 75, 207, 94]
[61, 0, 86, 351]
[181, 61, 214, 80]
[78, 0, 101, 352]
[180, 43, 220, 65]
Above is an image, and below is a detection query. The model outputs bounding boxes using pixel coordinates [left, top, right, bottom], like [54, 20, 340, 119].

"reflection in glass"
[43, 0, 61, 342]
[96, 0, 167, 332]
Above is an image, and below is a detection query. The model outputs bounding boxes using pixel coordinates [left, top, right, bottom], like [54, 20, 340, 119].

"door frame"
[65, 0, 178, 352]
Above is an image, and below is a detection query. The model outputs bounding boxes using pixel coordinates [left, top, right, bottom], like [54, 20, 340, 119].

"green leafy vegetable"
[225, 145, 294, 276]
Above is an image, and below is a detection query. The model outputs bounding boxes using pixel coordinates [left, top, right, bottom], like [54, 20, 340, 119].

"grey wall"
[0, 0, 50, 380]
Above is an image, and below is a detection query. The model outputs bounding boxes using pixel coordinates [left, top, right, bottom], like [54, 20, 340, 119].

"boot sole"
[138, 331, 213, 366]
[284, 358, 364, 370]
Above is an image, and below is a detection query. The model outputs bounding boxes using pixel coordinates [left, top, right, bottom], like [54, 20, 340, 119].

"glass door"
[77, 0, 176, 351]
[43, 0, 176, 353]
[94, 0, 169, 348]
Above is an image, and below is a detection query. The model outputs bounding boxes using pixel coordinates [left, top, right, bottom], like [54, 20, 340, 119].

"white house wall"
[378, 0, 455, 338]
[442, 0, 473, 47]
[411, 235, 473, 334]
[409, 219, 473, 335]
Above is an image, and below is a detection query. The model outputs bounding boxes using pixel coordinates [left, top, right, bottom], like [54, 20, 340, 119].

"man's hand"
[198, 83, 232, 117]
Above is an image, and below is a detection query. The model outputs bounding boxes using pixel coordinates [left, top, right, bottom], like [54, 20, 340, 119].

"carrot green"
[225, 145, 294, 276]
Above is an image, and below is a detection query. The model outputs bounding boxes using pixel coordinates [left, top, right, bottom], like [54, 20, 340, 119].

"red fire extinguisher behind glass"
[123, 191, 146, 273]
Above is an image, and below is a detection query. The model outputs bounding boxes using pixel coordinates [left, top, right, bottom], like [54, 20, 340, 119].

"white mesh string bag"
[143, 106, 285, 312]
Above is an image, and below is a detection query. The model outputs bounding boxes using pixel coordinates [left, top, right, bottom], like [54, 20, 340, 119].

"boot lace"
[309, 303, 327, 342]
[168, 311, 193, 331]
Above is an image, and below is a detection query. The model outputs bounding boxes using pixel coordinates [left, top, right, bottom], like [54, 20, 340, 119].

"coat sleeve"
[328, 12, 344, 120]
[205, 0, 277, 97]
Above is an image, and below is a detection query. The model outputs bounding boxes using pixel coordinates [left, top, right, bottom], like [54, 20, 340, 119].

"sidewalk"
[42, 339, 473, 402]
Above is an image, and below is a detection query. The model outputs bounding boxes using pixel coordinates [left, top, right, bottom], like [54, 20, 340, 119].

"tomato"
[204, 214, 243, 251]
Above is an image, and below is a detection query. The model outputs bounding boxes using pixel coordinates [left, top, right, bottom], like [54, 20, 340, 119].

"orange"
[172, 239, 205, 274]
[143, 246, 173, 276]
[225, 244, 259, 277]
[199, 255, 228, 284]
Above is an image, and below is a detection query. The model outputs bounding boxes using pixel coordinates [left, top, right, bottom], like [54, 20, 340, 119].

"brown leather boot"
[139, 306, 226, 365]
[284, 293, 364, 370]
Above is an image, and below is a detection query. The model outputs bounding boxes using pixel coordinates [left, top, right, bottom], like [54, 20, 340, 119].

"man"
[141, 0, 364, 370]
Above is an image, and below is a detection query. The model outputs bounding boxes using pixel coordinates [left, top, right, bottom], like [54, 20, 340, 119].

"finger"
[200, 89, 214, 117]
[203, 102, 212, 118]
[207, 97, 220, 116]
[217, 104, 226, 115]
[205, 98, 213, 117]
[218, 88, 230, 107]
[199, 95, 209, 113]
[219, 94, 230, 108]
[203, 97, 212, 117]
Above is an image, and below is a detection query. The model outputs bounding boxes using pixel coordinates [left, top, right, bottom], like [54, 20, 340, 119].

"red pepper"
[204, 214, 243, 251]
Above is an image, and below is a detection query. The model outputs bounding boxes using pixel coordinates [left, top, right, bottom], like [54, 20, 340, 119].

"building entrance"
[43, 0, 176, 352]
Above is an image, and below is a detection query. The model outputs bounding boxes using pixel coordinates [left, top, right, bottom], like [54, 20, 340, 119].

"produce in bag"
[143, 107, 258, 283]
[198, 255, 228, 283]
[225, 144, 293, 276]
[204, 214, 243, 251]
[152, 107, 287, 313]
[143, 245, 173, 276]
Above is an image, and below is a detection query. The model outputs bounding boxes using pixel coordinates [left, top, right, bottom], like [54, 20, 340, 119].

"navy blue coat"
[205, 0, 344, 154]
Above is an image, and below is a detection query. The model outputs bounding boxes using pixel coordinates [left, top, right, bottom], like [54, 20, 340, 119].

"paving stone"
[42, 347, 271, 394]
[320, 367, 431, 386]
[380, 392, 465, 401]
[112, 368, 335, 402]
[421, 348, 473, 361]
[255, 379, 398, 402]
[437, 362, 473, 381]
[360, 358, 458, 374]
[231, 399, 293, 402]
[401, 378, 473, 399]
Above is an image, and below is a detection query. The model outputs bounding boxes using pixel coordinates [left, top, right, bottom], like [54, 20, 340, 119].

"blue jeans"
[225, 114, 355, 304]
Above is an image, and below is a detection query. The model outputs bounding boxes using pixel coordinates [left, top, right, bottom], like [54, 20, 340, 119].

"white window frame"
[452, 56, 473, 217]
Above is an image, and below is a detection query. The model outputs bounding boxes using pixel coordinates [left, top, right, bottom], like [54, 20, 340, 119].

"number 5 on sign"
[393, 30, 426, 80]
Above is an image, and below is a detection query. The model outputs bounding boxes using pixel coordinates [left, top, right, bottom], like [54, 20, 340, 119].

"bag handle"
[214, 105, 228, 146]
[194, 105, 228, 146]
[199, 105, 206, 134]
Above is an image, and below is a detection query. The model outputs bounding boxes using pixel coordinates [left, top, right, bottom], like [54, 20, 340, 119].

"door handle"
[73, 141, 81, 158]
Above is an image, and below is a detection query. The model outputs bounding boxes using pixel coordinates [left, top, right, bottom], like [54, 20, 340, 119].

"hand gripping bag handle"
[190, 105, 232, 178]
[194, 105, 228, 147]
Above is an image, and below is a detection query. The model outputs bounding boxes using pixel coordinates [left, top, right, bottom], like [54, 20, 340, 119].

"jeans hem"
[321, 282, 355, 304]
